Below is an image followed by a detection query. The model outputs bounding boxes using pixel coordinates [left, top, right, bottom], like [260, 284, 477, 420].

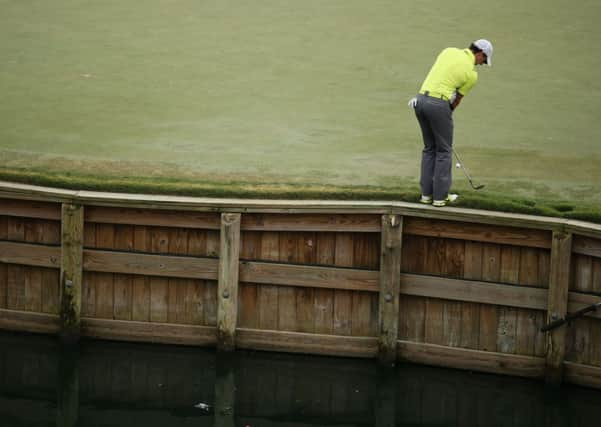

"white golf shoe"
[432, 194, 459, 207]
[419, 195, 433, 204]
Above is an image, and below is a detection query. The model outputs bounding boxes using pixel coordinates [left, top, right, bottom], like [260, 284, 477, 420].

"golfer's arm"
[450, 93, 463, 111]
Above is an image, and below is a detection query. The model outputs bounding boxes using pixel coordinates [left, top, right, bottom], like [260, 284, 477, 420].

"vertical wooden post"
[60, 203, 84, 343]
[217, 213, 241, 351]
[545, 230, 572, 385]
[378, 214, 403, 365]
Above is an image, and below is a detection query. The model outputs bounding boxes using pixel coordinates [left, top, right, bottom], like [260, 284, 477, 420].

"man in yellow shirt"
[409, 39, 493, 207]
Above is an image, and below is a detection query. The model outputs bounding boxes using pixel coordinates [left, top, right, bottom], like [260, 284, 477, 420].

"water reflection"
[0, 331, 600, 427]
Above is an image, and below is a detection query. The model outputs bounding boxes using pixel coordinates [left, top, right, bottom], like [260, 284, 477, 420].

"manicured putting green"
[1, 0, 600, 220]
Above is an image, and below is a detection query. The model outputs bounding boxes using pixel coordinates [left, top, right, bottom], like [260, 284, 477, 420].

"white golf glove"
[407, 97, 418, 108]
[449, 91, 457, 104]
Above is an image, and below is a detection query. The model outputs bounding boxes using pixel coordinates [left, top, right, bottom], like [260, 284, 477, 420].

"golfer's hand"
[407, 97, 417, 108]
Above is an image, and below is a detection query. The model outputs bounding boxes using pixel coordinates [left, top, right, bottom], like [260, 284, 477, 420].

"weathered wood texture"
[545, 231, 572, 384]
[0, 215, 61, 314]
[236, 229, 380, 336]
[378, 214, 403, 364]
[399, 234, 549, 356]
[80, 222, 219, 326]
[565, 234, 601, 369]
[2, 198, 601, 388]
[217, 213, 241, 351]
[60, 204, 84, 341]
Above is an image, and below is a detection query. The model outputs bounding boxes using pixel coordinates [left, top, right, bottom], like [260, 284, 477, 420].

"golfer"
[409, 39, 493, 207]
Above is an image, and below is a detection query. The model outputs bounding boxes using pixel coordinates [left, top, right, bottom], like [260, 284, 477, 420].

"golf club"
[452, 148, 485, 190]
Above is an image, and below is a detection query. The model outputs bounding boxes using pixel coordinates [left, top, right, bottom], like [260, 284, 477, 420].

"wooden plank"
[404, 217, 552, 249]
[545, 231, 572, 385]
[296, 232, 316, 333]
[425, 298, 444, 345]
[186, 230, 205, 325]
[519, 247, 540, 286]
[131, 226, 150, 322]
[217, 213, 241, 351]
[572, 253, 593, 293]
[149, 228, 169, 323]
[0, 199, 61, 220]
[0, 216, 6, 309]
[443, 240, 464, 348]
[459, 302, 480, 349]
[565, 317, 591, 365]
[333, 233, 353, 335]
[204, 281, 218, 327]
[515, 308, 545, 357]
[238, 231, 260, 329]
[496, 307, 517, 354]
[460, 241, 483, 350]
[40, 221, 61, 314]
[497, 246, 520, 354]
[567, 292, 601, 320]
[94, 225, 114, 319]
[236, 328, 378, 358]
[258, 231, 279, 330]
[398, 295, 426, 343]
[240, 261, 379, 292]
[313, 233, 335, 334]
[277, 232, 298, 332]
[22, 221, 43, 313]
[399, 236, 427, 345]
[167, 228, 188, 324]
[0, 241, 60, 268]
[572, 235, 601, 258]
[352, 233, 379, 337]
[563, 361, 601, 389]
[85, 206, 220, 229]
[591, 318, 601, 368]
[59, 203, 84, 341]
[80, 317, 216, 346]
[479, 243, 501, 352]
[83, 250, 219, 279]
[4, 181, 600, 231]
[397, 340, 545, 379]
[401, 234, 427, 274]
[443, 301, 462, 348]
[241, 213, 380, 232]
[378, 214, 402, 364]
[113, 225, 134, 321]
[399, 274, 547, 310]
[0, 308, 60, 334]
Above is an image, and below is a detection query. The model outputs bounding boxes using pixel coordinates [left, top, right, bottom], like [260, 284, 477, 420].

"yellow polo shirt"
[419, 48, 478, 99]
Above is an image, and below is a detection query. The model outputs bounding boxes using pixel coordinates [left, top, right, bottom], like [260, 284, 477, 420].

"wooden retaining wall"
[0, 181, 600, 388]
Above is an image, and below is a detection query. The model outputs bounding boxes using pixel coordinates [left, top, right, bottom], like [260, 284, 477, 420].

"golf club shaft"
[452, 148, 483, 190]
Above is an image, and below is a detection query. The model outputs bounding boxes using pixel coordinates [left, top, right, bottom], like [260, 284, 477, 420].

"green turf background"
[1, 0, 600, 220]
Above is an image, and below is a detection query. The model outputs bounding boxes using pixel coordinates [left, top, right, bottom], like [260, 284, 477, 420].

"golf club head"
[473, 184, 485, 190]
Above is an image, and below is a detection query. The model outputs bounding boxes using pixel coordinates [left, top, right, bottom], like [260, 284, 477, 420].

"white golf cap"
[473, 39, 493, 66]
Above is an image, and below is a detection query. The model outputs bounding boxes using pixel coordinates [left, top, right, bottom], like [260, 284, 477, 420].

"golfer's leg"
[415, 106, 436, 197]
[430, 107, 454, 201]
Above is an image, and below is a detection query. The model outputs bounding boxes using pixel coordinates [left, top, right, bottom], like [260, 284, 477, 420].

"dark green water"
[1, 331, 600, 427]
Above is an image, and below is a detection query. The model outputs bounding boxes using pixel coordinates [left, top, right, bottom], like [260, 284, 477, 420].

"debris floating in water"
[194, 402, 211, 411]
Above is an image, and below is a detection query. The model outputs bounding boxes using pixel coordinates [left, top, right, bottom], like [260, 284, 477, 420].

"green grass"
[1, 0, 600, 222]
[2, 166, 600, 224]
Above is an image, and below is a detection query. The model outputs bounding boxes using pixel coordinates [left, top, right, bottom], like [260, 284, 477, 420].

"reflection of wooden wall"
[1, 189, 601, 389]
[2, 333, 601, 427]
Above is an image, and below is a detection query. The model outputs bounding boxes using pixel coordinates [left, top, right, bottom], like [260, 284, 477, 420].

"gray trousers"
[414, 94, 453, 201]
